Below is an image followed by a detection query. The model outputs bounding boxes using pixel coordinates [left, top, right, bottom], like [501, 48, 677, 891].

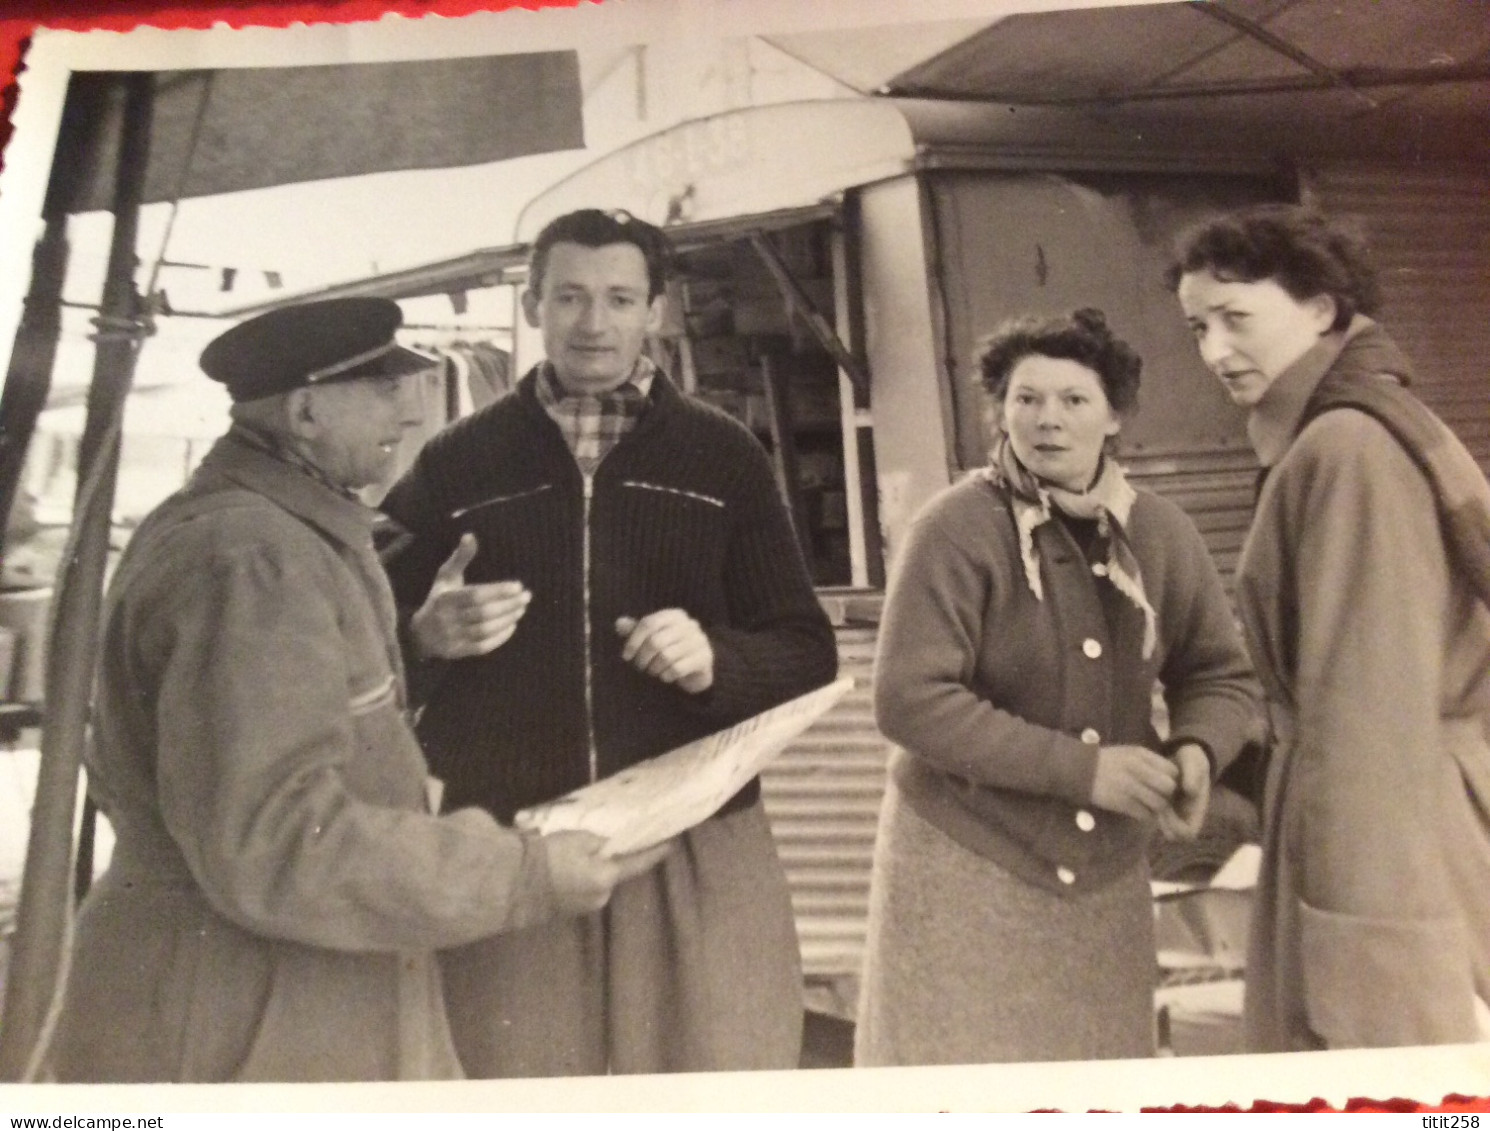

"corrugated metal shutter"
[1123, 448, 1260, 596]
[761, 600, 889, 1007]
[1306, 164, 1490, 475]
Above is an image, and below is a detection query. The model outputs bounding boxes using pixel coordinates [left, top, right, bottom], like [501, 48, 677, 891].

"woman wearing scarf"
[1171, 204, 1490, 1052]
[856, 308, 1259, 1066]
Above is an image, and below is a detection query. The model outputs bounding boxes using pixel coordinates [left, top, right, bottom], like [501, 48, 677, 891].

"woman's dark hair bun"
[975, 306, 1141, 414]
[1071, 308, 1108, 335]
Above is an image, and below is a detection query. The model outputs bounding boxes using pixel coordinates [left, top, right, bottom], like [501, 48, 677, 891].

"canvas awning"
[218, 201, 843, 315]
[766, 0, 1490, 162]
[55, 52, 583, 214]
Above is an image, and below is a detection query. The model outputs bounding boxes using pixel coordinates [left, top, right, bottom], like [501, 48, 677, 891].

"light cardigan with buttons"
[874, 470, 1260, 895]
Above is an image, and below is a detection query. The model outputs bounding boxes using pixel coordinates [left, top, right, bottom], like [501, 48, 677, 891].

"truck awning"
[219, 200, 841, 315]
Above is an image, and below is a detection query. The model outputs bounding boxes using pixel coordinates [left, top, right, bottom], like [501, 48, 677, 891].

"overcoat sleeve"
[140, 536, 559, 954]
[872, 493, 1099, 807]
[1265, 410, 1479, 1046]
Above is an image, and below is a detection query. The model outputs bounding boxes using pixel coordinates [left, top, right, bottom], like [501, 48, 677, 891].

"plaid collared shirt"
[535, 356, 657, 476]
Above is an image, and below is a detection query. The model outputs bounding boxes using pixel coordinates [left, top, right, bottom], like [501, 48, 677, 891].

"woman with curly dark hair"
[1170, 204, 1490, 1052]
[856, 308, 1259, 1065]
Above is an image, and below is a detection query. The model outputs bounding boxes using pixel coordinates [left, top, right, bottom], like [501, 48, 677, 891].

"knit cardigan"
[875, 472, 1260, 895]
[380, 368, 838, 823]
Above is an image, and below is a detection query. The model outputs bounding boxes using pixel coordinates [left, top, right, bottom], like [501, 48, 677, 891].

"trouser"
[439, 799, 804, 1077]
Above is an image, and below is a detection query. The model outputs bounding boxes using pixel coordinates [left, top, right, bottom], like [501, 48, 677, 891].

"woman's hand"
[1091, 744, 1179, 820]
[1157, 742, 1212, 841]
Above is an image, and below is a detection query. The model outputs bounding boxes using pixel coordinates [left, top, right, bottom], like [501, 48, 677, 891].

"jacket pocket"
[1297, 896, 1477, 1048]
[232, 946, 399, 1082]
[609, 478, 731, 593]
[173, 909, 275, 1081]
[620, 478, 725, 509]
[450, 482, 554, 519]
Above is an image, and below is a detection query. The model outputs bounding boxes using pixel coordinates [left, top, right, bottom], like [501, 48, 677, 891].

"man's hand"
[615, 610, 714, 693]
[541, 830, 677, 916]
[1157, 742, 1212, 842]
[1090, 744, 1180, 821]
[410, 533, 531, 660]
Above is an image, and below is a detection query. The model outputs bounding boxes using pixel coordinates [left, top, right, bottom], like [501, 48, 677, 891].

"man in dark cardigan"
[380, 208, 838, 1077]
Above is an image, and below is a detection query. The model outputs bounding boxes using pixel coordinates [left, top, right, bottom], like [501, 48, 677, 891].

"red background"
[0, 0, 1486, 1113]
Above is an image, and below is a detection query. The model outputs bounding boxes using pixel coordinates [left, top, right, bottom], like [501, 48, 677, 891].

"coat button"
[1075, 809, 1096, 832]
[1082, 638, 1103, 659]
[1056, 866, 1076, 885]
[1080, 727, 1100, 744]
[1091, 562, 1109, 577]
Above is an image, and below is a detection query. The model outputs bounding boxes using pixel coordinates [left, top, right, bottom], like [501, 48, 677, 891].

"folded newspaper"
[513, 677, 855, 856]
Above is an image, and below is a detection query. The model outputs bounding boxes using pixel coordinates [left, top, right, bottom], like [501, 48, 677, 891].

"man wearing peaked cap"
[199, 296, 435, 402]
[48, 298, 673, 1083]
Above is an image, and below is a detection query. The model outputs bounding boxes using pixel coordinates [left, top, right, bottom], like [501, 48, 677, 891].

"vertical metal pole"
[836, 197, 884, 589]
[0, 220, 69, 560]
[829, 226, 868, 589]
[759, 350, 815, 578]
[0, 71, 155, 1083]
[0, 72, 119, 561]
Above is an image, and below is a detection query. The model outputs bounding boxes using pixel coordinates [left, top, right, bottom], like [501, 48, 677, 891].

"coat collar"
[195, 428, 378, 550]
[1246, 316, 1412, 466]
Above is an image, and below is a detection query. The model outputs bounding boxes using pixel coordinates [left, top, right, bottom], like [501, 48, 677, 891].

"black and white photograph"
[0, 0, 1488, 1111]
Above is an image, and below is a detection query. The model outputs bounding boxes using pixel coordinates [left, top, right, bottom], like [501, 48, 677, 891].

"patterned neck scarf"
[228, 421, 360, 502]
[987, 434, 1158, 659]
[536, 357, 656, 475]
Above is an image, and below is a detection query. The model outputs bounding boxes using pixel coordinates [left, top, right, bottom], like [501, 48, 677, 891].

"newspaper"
[513, 676, 854, 856]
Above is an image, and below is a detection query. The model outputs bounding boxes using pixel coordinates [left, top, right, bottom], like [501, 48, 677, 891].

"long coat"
[1238, 323, 1490, 1051]
[49, 431, 562, 1083]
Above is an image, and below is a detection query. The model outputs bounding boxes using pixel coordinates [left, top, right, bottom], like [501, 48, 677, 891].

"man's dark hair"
[1164, 204, 1381, 332]
[976, 307, 1142, 414]
[528, 208, 674, 300]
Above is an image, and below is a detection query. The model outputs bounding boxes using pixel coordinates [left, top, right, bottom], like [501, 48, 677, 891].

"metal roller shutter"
[1123, 448, 1260, 596]
[1306, 164, 1490, 474]
[760, 602, 890, 1012]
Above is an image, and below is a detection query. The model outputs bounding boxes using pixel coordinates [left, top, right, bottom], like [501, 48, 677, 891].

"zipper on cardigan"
[582, 471, 599, 783]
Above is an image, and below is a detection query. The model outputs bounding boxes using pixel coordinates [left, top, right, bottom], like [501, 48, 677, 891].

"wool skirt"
[855, 781, 1158, 1066]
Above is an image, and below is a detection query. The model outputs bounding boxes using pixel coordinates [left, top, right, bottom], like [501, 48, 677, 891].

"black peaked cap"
[200, 297, 434, 402]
